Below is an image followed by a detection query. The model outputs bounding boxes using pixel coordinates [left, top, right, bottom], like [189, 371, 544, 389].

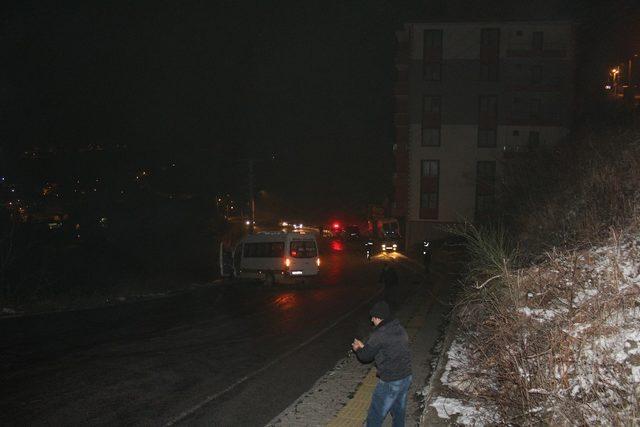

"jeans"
[366, 375, 412, 427]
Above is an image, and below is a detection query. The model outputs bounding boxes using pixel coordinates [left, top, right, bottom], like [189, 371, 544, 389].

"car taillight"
[316, 258, 320, 267]
[285, 258, 291, 268]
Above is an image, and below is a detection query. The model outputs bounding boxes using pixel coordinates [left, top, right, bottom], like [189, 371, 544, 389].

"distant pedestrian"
[379, 263, 399, 288]
[351, 301, 412, 427]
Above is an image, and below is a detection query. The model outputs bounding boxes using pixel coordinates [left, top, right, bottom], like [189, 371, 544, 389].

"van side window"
[243, 242, 285, 258]
[290, 241, 318, 258]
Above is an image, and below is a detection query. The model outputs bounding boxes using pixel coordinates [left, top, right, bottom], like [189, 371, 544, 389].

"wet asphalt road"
[0, 240, 424, 426]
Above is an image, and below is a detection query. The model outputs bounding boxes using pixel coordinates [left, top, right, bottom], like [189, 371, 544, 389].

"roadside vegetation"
[433, 126, 640, 424]
[0, 195, 230, 314]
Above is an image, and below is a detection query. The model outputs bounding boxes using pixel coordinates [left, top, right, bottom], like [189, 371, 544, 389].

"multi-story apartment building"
[393, 21, 575, 252]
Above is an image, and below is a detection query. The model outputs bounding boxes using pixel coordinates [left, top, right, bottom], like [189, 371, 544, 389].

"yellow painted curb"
[327, 369, 378, 426]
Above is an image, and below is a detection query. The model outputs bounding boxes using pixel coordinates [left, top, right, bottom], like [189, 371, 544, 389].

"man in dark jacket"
[352, 301, 412, 427]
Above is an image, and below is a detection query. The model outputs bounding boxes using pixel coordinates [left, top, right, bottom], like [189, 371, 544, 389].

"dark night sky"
[5, 0, 640, 152]
[5, 1, 427, 155]
[3, 0, 640, 217]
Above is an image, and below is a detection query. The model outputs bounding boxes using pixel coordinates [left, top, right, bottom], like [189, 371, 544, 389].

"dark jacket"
[356, 318, 412, 382]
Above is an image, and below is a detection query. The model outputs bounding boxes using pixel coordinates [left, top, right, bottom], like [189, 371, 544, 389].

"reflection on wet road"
[0, 239, 416, 426]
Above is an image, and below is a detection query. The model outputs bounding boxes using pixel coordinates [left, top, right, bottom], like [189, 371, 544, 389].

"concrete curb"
[419, 303, 461, 426]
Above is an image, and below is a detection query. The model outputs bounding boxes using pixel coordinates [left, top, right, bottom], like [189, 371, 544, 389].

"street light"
[611, 67, 621, 95]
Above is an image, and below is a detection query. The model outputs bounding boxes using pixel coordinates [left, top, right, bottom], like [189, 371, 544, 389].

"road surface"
[0, 240, 426, 426]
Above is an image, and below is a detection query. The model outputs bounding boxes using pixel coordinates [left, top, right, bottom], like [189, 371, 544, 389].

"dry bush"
[455, 231, 640, 424]
[501, 128, 640, 252]
[448, 127, 640, 424]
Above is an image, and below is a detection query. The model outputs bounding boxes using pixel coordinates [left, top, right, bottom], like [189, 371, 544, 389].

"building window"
[420, 192, 438, 210]
[422, 128, 441, 146]
[480, 63, 499, 81]
[424, 63, 441, 81]
[480, 28, 500, 47]
[528, 131, 540, 150]
[424, 29, 443, 49]
[420, 160, 439, 219]
[532, 31, 543, 50]
[479, 95, 498, 114]
[476, 161, 496, 219]
[478, 129, 497, 147]
[423, 96, 441, 113]
[422, 159, 439, 177]
[531, 65, 542, 84]
[423, 29, 443, 81]
[422, 96, 441, 146]
[478, 95, 497, 147]
[479, 28, 499, 82]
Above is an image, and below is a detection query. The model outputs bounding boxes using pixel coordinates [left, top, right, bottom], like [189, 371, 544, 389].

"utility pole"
[240, 158, 260, 234]
[248, 159, 255, 234]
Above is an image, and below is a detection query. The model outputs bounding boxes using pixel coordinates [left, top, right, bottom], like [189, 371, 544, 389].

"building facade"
[393, 21, 574, 253]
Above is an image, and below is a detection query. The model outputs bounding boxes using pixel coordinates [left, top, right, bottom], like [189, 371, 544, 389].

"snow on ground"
[425, 232, 640, 424]
[430, 396, 500, 425]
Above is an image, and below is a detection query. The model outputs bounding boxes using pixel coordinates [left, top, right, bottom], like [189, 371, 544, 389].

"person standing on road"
[379, 263, 399, 287]
[379, 264, 400, 310]
[351, 301, 412, 427]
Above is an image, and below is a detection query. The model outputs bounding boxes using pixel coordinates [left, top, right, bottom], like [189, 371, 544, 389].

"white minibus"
[220, 232, 320, 285]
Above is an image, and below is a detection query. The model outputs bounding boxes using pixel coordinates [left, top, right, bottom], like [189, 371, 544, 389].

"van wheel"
[264, 272, 275, 287]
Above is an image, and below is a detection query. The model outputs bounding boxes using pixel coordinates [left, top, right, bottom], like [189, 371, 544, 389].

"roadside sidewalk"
[268, 252, 457, 426]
